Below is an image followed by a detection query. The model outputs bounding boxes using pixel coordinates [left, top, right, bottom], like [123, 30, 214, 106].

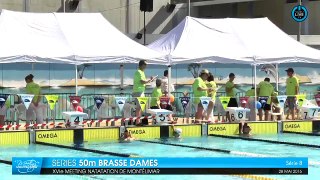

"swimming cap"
[174, 128, 182, 134]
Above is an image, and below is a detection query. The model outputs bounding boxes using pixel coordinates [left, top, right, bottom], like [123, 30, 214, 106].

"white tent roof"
[0, 10, 166, 64]
[148, 16, 320, 65]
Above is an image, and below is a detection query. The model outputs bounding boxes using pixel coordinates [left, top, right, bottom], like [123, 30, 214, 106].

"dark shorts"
[227, 98, 238, 107]
[287, 96, 296, 109]
[165, 105, 173, 111]
[151, 105, 173, 111]
[263, 104, 271, 111]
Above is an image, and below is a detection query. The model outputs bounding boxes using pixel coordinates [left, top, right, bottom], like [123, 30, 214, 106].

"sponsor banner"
[179, 97, 190, 112]
[84, 128, 119, 142]
[239, 97, 249, 108]
[208, 124, 239, 135]
[200, 97, 211, 111]
[283, 121, 312, 133]
[277, 95, 287, 109]
[0, 132, 29, 145]
[296, 94, 306, 107]
[126, 127, 160, 139]
[160, 97, 170, 109]
[315, 94, 320, 107]
[35, 130, 74, 144]
[219, 97, 231, 110]
[115, 97, 127, 112]
[45, 95, 59, 110]
[69, 96, 82, 110]
[93, 96, 105, 110]
[19, 94, 34, 109]
[247, 122, 278, 134]
[0, 94, 9, 108]
[137, 97, 148, 111]
[258, 96, 269, 108]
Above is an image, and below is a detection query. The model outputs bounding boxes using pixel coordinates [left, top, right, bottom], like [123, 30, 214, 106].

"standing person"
[25, 74, 44, 124]
[285, 68, 299, 120]
[257, 78, 274, 121]
[206, 73, 217, 121]
[132, 60, 155, 124]
[71, 100, 83, 112]
[225, 73, 238, 122]
[150, 79, 163, 109]
[245, 87, 256, 121]
[192, 69, 213, 121]
[161, 70, 175, 94]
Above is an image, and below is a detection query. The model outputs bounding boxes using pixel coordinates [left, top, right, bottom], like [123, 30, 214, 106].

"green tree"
[77, 64, 92, 79]
[187, 63, 201, 78]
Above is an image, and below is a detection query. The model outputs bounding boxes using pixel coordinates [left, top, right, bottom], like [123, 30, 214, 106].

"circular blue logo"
[291, 5, 308, 22]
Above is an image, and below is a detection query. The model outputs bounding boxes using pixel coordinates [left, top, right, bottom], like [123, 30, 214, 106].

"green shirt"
[26, 82, 41, 102]
[150, 87, 162, 107]
[257, 81, 274, 104]
[245, 89, 255, 97]
[192, 77, 207, 104]
[257, 81, 274, 97]
[286, 76, 299, 96]
[133, 69, 146, 93]
[225, 81, 235, 97]
[206, 81, 217, 101]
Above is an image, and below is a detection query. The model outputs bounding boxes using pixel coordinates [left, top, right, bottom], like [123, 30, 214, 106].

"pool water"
[1, 133, 319, 180]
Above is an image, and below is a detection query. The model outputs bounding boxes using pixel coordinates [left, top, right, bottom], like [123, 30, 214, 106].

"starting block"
[147, 109, 172, 125]
[299, 106, 320, 120]
[226, 107, 250, 122]
[62, 111, 88, 127]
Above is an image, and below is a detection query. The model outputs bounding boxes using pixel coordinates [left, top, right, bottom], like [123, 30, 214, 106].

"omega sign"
[129, 129, 146, 134]
[37, 133, 58, 138]
[209, 126, 226, 131]
[285, 124, 300, 129]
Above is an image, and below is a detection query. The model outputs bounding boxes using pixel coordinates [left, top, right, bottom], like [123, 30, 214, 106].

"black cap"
[229, 73, 235, 78]
[285, 68, 294, 73]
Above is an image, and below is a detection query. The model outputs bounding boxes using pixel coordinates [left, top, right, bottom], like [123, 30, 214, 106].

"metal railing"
[3, 91, 319, 123]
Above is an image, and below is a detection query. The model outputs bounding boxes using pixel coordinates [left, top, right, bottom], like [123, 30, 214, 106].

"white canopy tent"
[0, 10, 166, 94]
[148, 16, 320, 120]
[0, 10, 166, 64]
[148, 16, 320, 64]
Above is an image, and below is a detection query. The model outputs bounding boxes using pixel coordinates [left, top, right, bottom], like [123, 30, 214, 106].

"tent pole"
[120, 64, 124, 94]
[63, 0, 66, 13]
[188, 0, 191, 16]
[254, 64, 257, 121]
[168, 65, 172, 95]
[297, 0, 302, 42]
[75, 65, 78, 96]
[276, 64, 279, 91]
[143, 11, 146, 45]
[168, 55, 172, 95]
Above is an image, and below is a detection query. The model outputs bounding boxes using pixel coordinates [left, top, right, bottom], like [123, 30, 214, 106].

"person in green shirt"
[257, 78, 274, 121]
[225, 73, 238, 122]
[245, 87, 256, 121]
[206, 73, 217, 121]
[192, 69, 213, 121]
[245, 87, 255, 97]
[25, 74, 44, 124]
[285, 68, 299, 120]
[150, 79, 163, 109]
[132, 60, 155, 124]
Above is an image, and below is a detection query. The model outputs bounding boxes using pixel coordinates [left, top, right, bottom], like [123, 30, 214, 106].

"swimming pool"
[1, 133, 319, 180]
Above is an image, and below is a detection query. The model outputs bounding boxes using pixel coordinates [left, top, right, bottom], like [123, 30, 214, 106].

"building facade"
[1, 0, 319, 45]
